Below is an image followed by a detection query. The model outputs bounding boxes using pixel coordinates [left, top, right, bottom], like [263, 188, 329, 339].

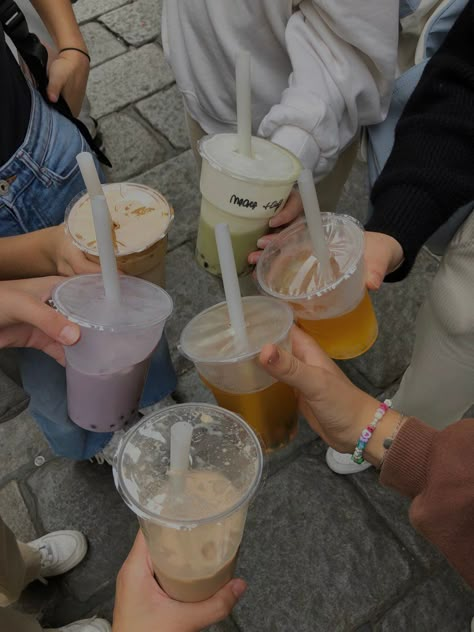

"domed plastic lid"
[114, 404, 263, 526]
[199, 134, 301, 184]
[256, 215, 364, 300]
[66, 182, 174, 256]
[53, 275, 173, 331]
[180, 296, 294, 364]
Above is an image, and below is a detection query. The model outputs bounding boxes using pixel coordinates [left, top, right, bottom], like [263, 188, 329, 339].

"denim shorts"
[0, 85, 177, 460]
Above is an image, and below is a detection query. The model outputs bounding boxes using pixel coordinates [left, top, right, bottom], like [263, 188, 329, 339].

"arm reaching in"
[366, 1, 474, 281]
[0, 226, 100, 280]
[259, 0, 398, 176]
[0, 278, 80, 364]
[260, 326, 474, 588]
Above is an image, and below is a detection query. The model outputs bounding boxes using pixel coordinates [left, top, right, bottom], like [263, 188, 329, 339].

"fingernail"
[231, 580, 247, 599]
[267, 347, 280, 365]
[256, 238, 267, 248]
[268, 219, 276, 228]
[59, 325, 80, 345]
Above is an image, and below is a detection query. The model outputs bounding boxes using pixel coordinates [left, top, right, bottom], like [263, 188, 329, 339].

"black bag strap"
[0, 0, 111, 167]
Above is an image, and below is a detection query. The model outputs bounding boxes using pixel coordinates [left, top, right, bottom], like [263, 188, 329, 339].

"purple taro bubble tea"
[53, 274, 173, 432]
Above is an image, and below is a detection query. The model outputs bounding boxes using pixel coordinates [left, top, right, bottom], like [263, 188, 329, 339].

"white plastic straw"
[76, 152, 104, 198]
[236, 51, 252, 157]
[170, 422, 193, 472]
[169, 421, 193, 495]
[215, 223, 249, 349]
[90, 195, 121, 303]
[298, 169, 333, 282]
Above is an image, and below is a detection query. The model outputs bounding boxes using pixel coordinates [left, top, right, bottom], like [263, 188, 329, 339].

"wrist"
[362, 410, 402, 467]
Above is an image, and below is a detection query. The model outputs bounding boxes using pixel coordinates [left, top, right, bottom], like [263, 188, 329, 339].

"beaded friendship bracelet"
[351, 399, 392, 465]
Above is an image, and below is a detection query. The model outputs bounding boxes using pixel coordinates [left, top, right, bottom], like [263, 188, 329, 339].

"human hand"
[48, 225, 101, 276]
[113, 531, 246, 632]
[259, 326, 379, 454]
[364, 232, 404, 290]
[47, 49, 90, 117]
[248, 189, 303, 265]
[0, 278, 80, 364]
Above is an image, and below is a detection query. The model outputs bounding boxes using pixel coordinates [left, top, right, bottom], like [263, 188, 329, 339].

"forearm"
[380, 417, 474, 588]
[0, 228, 59, 279]
[258, 0, 397, 175]
[30, 0, 87, 51]
[367, 2, 474, 278]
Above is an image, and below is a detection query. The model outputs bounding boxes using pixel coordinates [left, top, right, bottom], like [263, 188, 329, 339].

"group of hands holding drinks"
[0, 193, 406, 630]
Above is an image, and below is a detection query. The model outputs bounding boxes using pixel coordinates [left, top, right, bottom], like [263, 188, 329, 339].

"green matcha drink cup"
[196, 133, 301, 276]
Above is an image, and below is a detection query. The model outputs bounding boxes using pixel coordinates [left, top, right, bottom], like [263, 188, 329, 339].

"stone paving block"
[165, 243, 225, 373]
[375, 567, 474, 632]
[132, 150, 200, 251]
[347, 469, 443, 570]
[233, 444, 413, 632]
[100, 110, 173, 181]
[100, 0, 162, 46]
[0, 410, 51, 482]
[81, 22, 127, 68]
[0, 481, 37, 542]
[27, 459, 137, 608]
[74, 0, 130, 24]
[136, 85, 190, 149]
[88, 44, 174, 119]
[342, 249, 439, 389]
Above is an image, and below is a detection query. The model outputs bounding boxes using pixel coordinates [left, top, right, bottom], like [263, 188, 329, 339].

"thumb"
[366, 268, 384, 291]
[183, 579, 247, 629]
[14, 293, 80, 346]
[260, 343, 318, 397]
[47, 60, 68, 103]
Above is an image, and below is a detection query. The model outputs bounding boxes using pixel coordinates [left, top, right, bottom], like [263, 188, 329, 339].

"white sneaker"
[45, 616, 111, 632]
[326, 448, 372, 475]
[27, 531, 88, 577]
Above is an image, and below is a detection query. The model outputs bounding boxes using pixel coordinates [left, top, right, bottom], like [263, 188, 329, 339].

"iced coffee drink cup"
[197, 134, 301, 276]
[180, 296, 298, 451]
[53, 274, 173, 432]
[256, 214, 378, 359]
[114, 403, 263, 602]
[66, 183, 174, 287]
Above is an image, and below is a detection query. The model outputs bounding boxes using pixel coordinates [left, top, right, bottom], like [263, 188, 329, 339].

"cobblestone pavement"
[2, 1, 473, 630]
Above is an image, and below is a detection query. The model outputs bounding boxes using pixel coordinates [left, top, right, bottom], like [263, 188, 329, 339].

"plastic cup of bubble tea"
[256, 214, 378, 359]
[113, 403, 263, 602]
[180, 296, 298, 451]
[52, 274, 173, 432]
[65, 182, 174, 288]
[196, 133, 301, 276]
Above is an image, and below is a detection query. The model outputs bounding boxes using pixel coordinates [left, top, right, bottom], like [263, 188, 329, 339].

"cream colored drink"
[114, 404, 263, 602]
[66, 182, 173, 287]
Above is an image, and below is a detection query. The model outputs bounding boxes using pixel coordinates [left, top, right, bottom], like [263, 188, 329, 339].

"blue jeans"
[0, 85, 177, 459]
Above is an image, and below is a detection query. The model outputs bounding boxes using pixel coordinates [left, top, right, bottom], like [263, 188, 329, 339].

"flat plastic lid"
[256, 215, 364, 300]
[180, 296, 294, 364]
[199, 133, 301, 184]
[66, 183, 174, 256]
[114, 403, 263, 526]
[52, 274, 173, 331]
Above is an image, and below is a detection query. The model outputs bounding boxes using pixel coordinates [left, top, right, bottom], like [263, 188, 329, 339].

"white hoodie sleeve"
[258, 1, 399, 178]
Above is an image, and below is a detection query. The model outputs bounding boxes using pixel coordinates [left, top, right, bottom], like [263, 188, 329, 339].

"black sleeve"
[365, 0, 474, 281]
